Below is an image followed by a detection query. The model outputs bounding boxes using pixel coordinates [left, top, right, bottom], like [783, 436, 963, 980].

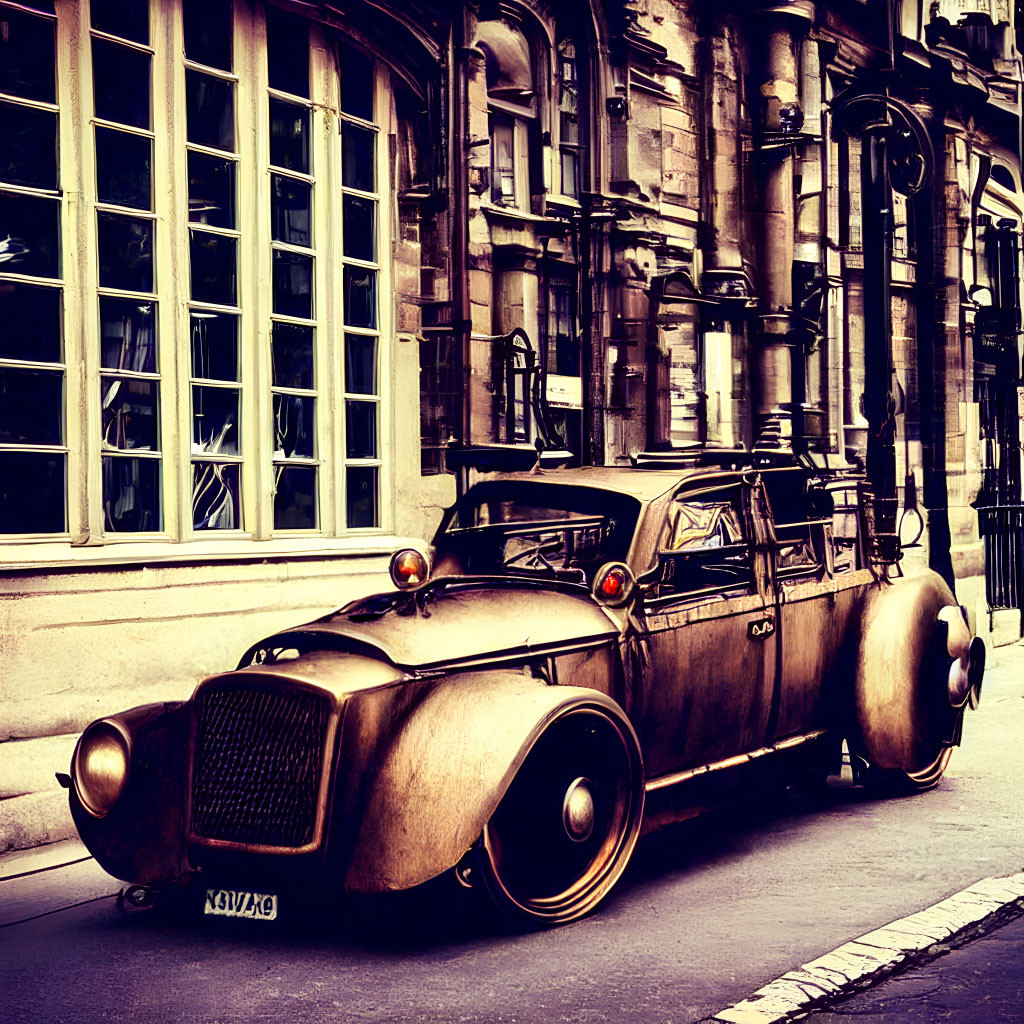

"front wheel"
[478, 705, 644, 925]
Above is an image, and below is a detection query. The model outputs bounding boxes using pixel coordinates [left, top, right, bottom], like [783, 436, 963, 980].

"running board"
[644, 729, 829, 793]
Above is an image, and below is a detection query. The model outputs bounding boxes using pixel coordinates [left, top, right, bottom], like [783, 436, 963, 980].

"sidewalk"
[813, 911, 1024, 1022]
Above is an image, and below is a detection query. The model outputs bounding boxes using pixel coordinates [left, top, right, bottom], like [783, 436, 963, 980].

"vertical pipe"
[451, 18, 471, 494]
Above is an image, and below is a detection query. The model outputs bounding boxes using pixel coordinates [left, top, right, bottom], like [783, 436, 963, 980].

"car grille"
[191, 683, 331, 849]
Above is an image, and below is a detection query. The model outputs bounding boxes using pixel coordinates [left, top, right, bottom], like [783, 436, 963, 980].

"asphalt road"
[2, 644, 1023, 1024]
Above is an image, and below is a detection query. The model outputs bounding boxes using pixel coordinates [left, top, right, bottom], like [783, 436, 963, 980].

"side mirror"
[592, 562, 636, 608]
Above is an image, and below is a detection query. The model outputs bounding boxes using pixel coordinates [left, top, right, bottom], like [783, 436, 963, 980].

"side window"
[649, 481, 754, 599]
[761, 469, 831, 575]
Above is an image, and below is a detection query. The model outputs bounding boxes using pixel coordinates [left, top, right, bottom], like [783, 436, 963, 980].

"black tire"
[478, 704, 644, 925]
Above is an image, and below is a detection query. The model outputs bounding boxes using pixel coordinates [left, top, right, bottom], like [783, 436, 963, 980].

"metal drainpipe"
[754, 8, 808, 432]
[861, 127, 898, 542]
[452, 17, 472, 496]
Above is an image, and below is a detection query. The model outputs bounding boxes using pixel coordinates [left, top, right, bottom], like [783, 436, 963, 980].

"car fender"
[343, 671, 638, 892]
[852, 572, 975, 773]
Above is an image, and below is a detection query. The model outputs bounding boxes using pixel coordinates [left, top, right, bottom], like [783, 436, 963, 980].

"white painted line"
[706, 870, 1024, 1024]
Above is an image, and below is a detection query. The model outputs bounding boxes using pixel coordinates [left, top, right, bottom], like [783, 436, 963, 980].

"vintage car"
[64, 449, 985, 925]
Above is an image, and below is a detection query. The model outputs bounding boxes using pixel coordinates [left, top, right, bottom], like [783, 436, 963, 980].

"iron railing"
[977, 505, 1024, 617]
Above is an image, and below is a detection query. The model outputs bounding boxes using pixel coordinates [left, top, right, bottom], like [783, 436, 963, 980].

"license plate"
[204, 888, 278, 921]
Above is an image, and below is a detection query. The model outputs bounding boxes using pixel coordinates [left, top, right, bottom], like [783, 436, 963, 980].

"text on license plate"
[204, 888, 278, 921]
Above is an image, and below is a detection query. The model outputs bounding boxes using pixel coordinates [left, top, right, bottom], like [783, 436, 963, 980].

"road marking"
[704, 870, 1024, 1024]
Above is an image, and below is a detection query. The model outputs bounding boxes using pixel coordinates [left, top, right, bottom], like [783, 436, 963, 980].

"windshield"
[433, 481, 641, 585]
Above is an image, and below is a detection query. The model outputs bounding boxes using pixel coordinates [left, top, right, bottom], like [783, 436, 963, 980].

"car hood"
[266, 578, 621, 672]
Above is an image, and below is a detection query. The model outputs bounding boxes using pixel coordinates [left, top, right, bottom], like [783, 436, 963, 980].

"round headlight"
[390, 548, 429, 589]
[73, 721, 130, 818]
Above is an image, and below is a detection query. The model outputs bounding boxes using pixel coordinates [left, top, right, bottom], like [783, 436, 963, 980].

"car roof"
[472, 465, 731, 505]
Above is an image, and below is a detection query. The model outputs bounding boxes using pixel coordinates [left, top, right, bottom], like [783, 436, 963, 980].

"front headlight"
[73, 721, 130, 818]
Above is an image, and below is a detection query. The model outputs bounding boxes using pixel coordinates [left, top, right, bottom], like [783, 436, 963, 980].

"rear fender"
[343, 671, 636, 892]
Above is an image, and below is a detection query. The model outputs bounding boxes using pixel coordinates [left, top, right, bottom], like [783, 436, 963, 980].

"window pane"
[345, 400, 377, 458]
[101, 377, 158, 450]
[272, 250, 313, 318]
[271, 174, 311, 247]
[340, 46, 374, 121]
[190, 231, 237, 306]
[192, 385, 239, 455]
[0, 8, 55, 104]
[191, 311, 238, 381]
[342, 195, 375, 261]
[0, 102, 57, 190]
[273, 393, 314, 459]
[193, 461, 240, 530]
[90, 0, 148, 43]
[103, 456, 160, 532]
[0, 282, 61, 362]
[343, 266, 376, 328]
[188, 151, 235, 228]
[0, 191, 59, 277]
[97, 212, 153, 292]
[269, 99, 309, 173]
[100, 297, 156, 372]
[186, 70, 234, 152]
[95, 126, 151, 209]
[342, 123, 375, 191]
[0, 451, 64, 533]
[346, 465, 377, 528]
[274, 465, 316, 530]
[183, 0, 232, 71]
[271, 322, 313, 389]
[0, 366, 61, 444]
[344, 333, 376, 394]
[266, 8, 309, 97]
[93, 39, 150, 129]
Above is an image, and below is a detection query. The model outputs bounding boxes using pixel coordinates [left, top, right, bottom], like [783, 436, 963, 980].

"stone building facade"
[0, 0, 1021, 849]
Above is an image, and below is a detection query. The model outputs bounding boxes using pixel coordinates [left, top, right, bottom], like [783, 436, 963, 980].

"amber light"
[390, 548, 430, 589]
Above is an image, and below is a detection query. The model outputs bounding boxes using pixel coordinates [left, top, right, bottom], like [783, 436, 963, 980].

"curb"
[703, 871, 1024, 1024]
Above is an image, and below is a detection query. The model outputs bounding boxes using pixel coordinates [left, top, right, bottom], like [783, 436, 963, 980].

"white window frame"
[0, 0, 395, 560]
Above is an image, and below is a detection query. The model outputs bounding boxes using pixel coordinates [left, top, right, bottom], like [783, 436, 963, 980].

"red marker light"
[601, 570, 625, 599]
[390, 549, 429, 589]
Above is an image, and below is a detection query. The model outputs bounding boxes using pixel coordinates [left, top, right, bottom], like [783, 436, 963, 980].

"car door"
[760, 466, 859, 741]
[632, 475, 776, 778]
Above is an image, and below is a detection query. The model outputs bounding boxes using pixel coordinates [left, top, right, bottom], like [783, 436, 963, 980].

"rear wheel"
[479, 705, 644, 925]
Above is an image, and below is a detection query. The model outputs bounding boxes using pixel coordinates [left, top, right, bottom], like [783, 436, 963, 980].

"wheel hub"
[561, 777, 595, 842]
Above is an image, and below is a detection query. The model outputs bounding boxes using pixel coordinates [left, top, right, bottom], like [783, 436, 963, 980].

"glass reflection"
[0, 102, 58, 190]
[269, 99, 309, 173]
[97, 212, 153, 292]
[273, 393, 314, 459]
[343, 266, 376, 328]
[191, 312, 238, 381]
[342, 195, 375, 261]
[0, 192, 60, 278]
[0, 283, 61, 363]
[273, 251, 313, 318]
[192, 460, 240, 530]
[100, 297, 156, 372]
[345, 400, 377, 459]
[0, 366, 62, 445]
[266, 9, 309, 97]
[190, 231, 237, 306]
[271, 174, 311, 246]
[188, 152, 235, 228]
[103, 456, 160, 532]
[93, 40, 150, 129]
[192, 385, 239, 455]
[100, 376, 158, 450]
[0, 9, 56, 104]
[346, 465, 377, 528]
[340, 47, 374, 121]
[344, 333, 376, 394]
[272, 323, 313, 389]
[90, 0, 148, 43]
[95, 127, 152, 210]
[183, 0, 232, 71]
[342, 123, 375, 191]
[274, 465, 316, 530]
[0, 451, 65, 534]
[186, 70, 235, 152]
